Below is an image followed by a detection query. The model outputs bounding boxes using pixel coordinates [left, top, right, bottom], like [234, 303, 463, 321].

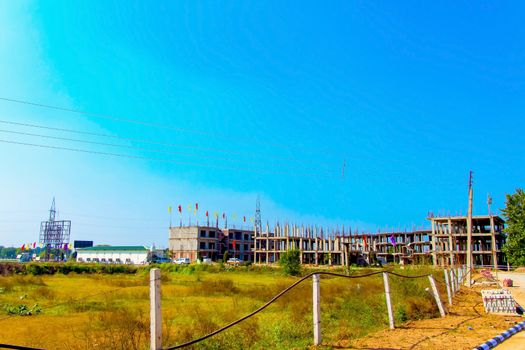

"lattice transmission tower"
[39, 198, 71, 261]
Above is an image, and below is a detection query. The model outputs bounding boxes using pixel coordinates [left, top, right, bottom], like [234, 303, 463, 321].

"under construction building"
[429, 215, 506, 267]
[252, 224, 431, 266]
[169, 226, 254, 261]
[168, 214, 506, 268]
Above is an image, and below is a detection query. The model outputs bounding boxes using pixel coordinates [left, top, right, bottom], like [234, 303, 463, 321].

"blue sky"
[0, 1, 524, 247]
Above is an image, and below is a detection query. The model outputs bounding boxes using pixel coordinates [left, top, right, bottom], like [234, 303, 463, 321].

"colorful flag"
[187, 204, 192, 212]
[363, 235, 367, 247]
[243, 216, 246, 222]
[389, 234, 396, 246]
[195, 203, 199, 211]
[232, 213, 237, 220]
[21, 244, 25, 251]
[33, 242, 36, 248]
[178, 205, 182, 213]
[168, 206, 172, 214]
[222, 213, 225, 219]
[214, 211, 219, 219]
[250, 217, 254, 223]
[205, 211, 209, 217]
[232, 240, 237, 250]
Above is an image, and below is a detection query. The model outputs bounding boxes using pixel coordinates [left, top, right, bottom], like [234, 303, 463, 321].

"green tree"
[502, 189, 525, 266]
[279, 249, 301, 276]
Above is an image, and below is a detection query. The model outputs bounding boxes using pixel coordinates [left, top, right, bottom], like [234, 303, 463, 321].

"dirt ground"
[328, 284, 524, 350]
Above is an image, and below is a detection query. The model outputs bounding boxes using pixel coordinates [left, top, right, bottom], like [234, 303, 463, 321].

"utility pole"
[466, 171, 473, 287]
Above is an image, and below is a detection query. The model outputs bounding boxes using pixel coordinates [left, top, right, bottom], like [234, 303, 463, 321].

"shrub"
[4, 303, 42, 316]
[279, 249, 301, 276]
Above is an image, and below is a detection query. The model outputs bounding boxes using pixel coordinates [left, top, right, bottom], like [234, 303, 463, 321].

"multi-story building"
[253, 225, 432, 266]
[169, 214, 507, 267]
[428, 215, 506, 268]
[168, 226, 254, 261]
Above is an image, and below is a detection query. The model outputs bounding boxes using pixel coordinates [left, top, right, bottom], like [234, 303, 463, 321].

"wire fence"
[0, 267, 472, 350]
[161, 269, 438, 350]
[0, 275, 162, 323]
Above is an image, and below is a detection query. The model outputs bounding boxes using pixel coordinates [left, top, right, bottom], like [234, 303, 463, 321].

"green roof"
[78, 246, 148, 252]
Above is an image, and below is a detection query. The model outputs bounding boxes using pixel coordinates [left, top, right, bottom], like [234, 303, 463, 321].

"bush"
[279, 249, 301, 276]
[4, 303, 42, 316]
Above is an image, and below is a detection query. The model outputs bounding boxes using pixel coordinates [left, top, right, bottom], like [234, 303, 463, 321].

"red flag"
[232, 240, 236, 249]
[205, 211, 209, 217]
[33, 242, 36, 248]
[243, 216, 246, 222]
[363, 235, 368, 246]
[195, 203, 199, 210]
[21, 244, 25, 251]
[178, 205, 182, 213]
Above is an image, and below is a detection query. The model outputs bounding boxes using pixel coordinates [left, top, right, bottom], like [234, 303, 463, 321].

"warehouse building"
[76, 245, 151, 264]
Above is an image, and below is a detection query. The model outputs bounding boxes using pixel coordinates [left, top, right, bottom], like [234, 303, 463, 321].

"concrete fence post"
[382, 272, 394, 329]
[150, 268, 162, 350]
[428, 275, 446, 317]
[444, 269, 452, 306]
[457, 267, 463, 290]
[312, 273, 322, 346]
[449, 269, 456, 295]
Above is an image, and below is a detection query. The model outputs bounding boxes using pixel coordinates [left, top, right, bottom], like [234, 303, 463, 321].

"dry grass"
[0, 267, 447, 349]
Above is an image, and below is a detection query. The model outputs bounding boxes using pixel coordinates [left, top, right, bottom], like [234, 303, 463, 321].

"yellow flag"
[187, 204, 192, 212]
[214, 211, 219, 219]
[168, 206, 172, 214]
[250, 217, 254, 223]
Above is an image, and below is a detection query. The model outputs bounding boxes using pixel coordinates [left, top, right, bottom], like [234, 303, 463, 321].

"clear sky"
[0, 1, 524, 247]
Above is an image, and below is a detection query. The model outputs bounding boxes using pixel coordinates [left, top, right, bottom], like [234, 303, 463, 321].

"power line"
[0, 138, 337, 177]
[0, 128, 308, 170]
[0, 119, 317, 165]
[0, 97, 300, 154]
[0, 97, 217, 137]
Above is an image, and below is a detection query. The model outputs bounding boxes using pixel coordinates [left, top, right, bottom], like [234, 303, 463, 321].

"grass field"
[0, 264, 443, 349]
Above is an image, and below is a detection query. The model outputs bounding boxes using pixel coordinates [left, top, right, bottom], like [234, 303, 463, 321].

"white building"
[76, 246, 150, 265]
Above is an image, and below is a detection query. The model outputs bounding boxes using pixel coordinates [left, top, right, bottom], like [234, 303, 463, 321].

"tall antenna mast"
[255, 195, 262, 238]
[49, 197, 56, 222]
[466, 171, 474, 287]
[487, 193, 492, 217]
